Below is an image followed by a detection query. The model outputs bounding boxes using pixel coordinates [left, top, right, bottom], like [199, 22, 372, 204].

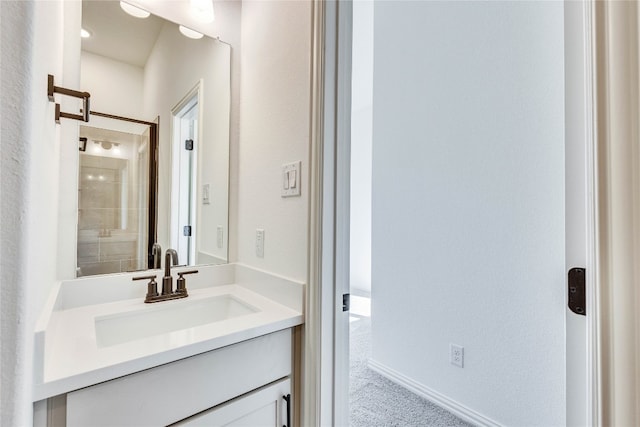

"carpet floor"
[349, 316, 474, 427]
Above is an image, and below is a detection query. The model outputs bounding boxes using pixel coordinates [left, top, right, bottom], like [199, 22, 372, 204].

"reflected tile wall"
[77, 126, 150, 277]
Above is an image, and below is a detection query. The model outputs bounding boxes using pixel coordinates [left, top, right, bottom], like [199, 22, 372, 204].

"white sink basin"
[95, 295, 259, 347]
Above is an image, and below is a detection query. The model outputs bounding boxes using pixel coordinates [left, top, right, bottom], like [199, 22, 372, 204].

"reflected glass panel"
[77, 123, 153, 276]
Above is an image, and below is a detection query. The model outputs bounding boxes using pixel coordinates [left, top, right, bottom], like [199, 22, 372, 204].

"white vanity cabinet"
[48, 329, 293, 427]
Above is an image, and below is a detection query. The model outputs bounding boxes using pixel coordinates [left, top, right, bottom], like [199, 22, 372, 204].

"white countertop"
[33, 264, 304, 401]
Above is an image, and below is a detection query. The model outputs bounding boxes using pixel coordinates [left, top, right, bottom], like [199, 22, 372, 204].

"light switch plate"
[281, 161, 301, 197]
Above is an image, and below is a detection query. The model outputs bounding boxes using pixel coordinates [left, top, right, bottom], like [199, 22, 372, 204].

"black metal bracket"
[185, 139, 194, 150]
[48, 74, 90, 123]
[568, 268, 586, 316]
[342, 293, 350, 312]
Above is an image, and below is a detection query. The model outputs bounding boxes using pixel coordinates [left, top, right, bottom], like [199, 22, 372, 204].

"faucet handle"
[133, 274, 159, 302]
[178, 270, 199, 276]
[176, 270, 198, 295]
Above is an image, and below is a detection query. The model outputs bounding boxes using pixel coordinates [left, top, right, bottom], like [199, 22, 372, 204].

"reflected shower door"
[77, 120, 154, 276]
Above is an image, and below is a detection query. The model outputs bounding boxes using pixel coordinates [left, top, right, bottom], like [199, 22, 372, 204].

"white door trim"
[581, 2, 601, 425]
[333, 1, 353, 425]
[303, 0, 353, 425]
[565, 1, 600, 425]
[303, 0, 330, 425]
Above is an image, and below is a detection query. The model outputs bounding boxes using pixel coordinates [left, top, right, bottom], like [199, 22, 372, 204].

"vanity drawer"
[66, 329, 292, 427]
[173, 378, 291, 426]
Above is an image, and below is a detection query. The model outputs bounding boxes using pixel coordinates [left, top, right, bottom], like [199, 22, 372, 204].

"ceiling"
[81, 1, 165, 68]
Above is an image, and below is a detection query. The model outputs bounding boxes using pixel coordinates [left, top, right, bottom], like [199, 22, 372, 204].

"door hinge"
[183, 225, 192, 237]
[568, 267, 586, 316]
[185, 139, 194, 151]
[342, 293, 350, 312]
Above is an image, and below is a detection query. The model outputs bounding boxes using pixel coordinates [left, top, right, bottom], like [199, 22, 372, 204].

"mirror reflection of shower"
[77, 117, 157, 277]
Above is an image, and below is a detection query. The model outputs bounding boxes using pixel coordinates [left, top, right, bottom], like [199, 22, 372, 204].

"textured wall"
[1, 2, 35, 424]
[1, 0, 81, 424]
[236, 0, 312, 282]
[370, 1, 566, 425]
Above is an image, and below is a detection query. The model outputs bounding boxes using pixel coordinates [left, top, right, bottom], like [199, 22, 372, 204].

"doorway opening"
[339, 1, 593, 426]
[346, 3, 470, 425]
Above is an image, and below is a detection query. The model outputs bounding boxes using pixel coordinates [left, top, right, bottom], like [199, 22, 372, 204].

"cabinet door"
[174, 378, 291, 427]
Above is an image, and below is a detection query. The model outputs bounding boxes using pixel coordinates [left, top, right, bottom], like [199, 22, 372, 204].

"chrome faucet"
[151, 243, 162, 269]
[134, 248, 197, 303]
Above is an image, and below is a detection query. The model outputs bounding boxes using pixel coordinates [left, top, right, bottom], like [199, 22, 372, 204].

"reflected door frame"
[170, 82, 203, 266]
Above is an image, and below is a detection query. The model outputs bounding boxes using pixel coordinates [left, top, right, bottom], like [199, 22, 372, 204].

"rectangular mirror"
[78, 0, 231, 276]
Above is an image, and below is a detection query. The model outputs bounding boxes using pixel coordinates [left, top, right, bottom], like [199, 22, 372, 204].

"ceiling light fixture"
[120, 1, 151, 19]
[190, 0, 215, 24]
[179, 25, 204, 40]
[80, 28, 92, 38]
[93, 140, 120, 151]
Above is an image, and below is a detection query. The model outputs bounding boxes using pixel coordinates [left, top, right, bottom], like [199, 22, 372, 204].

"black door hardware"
[283, 394, 291, 427]
[568, 268, 586, 316]
[342, 293, 350, 312]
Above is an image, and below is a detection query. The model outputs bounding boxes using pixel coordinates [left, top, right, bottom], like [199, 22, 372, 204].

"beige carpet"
[349, 316, 473, 427]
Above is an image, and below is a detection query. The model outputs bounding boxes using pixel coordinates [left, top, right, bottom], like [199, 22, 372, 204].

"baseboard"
[368, 359, 502, 427]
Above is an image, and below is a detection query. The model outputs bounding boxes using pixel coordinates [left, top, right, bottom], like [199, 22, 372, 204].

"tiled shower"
[77, 125, 150, 276]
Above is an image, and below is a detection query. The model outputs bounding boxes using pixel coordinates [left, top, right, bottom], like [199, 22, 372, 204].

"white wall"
[370, 2, 566, 425]
[350, 0, 373, 295]
[236, 0, 312, 282]
[80, 51, 144, 119]
[0, 0, 81, 424]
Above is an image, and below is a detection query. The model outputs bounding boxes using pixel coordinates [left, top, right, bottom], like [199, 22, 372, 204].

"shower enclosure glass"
[77, 119, 156, 276]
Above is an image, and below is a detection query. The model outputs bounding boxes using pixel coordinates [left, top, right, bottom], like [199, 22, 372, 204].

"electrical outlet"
[217, 226, 223, 248]
[256, 229, 265, 258]
[202, 184, 210, 204]
[450, 344, 464, 368]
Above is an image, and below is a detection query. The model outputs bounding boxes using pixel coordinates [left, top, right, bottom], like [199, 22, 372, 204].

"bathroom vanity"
[32, 264, 304, 426]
